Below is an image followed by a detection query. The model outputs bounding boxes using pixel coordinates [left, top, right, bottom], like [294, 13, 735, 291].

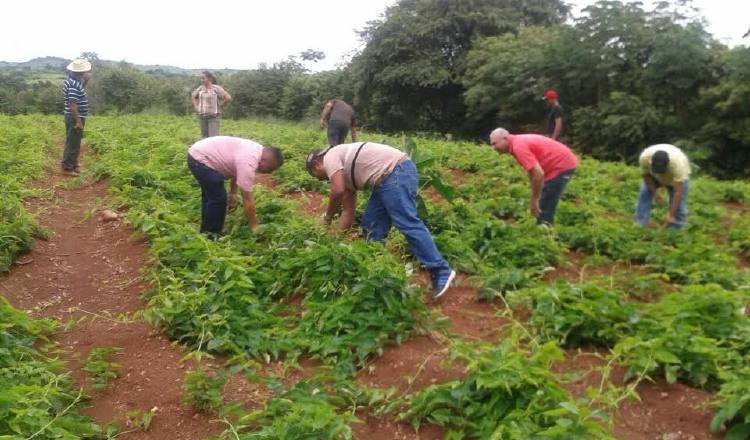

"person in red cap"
[543, 89, 563, 141]
[489, 128, 578, 224]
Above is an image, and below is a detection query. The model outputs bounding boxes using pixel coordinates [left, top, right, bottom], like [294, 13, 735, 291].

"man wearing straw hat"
[61, 58, 92, 176]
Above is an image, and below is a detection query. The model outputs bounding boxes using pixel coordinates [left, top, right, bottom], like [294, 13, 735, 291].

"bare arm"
[642, 174, 663, 204]
[241, 189, 257, 231]
[323, 170, 347, 224]
[69, 101, 83, 129]
[337, 190, 357, 230]
[228, 180, 239, 210]
[528, 164, 545, 217]
[552, 117, 562, 140]
[666, 181, 685, 225]
[192, 90, 200, 112]
[219, 87, 232, 111]
[319, 101, 333, 128]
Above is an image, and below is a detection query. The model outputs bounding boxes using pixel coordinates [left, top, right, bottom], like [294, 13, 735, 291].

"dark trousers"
[187, 154, 227, 234]
[62, 115, 85, 170]
[538, 168, 575, 224]
[327, 119, 350, 146]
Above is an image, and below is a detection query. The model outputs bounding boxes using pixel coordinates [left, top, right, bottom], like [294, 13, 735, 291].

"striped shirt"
[192, 84, 229, 116]
[62, 75, 89, 117]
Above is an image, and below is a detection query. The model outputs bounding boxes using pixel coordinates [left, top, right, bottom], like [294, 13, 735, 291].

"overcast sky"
[3, 0, 747, 72]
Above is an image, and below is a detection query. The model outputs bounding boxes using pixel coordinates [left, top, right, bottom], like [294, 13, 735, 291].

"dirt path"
[0, 157, 221, 439]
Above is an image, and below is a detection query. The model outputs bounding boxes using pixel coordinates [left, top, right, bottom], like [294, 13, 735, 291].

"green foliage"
[712, 367, 750, 438]
[403, 137, 455, 218]
[399, 331, 613, 439]
[573, 92, 663, 161]
[182, 365, 227, 413]
[695, 46, 750, 178]
[0, 296, 102, 438]
[350, 0, 569, 133]
[616, 285, 750, 389]
[0, 115, 55, 271]
[82, 347, 122, 390]
[85, 115, 431, 375]
[507, 282, 638, 347]
[228, 378, 358, 439]
[462, 26, 565, 131]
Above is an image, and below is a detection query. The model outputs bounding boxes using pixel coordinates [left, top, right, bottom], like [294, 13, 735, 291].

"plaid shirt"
[193, 84, 228, 116]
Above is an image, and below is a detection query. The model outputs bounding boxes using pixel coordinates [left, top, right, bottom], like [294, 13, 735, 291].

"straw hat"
[66, 59, 92, 72]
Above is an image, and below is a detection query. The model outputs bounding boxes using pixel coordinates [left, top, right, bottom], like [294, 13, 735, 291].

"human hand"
[530, 199, 542, 218]
[228, 193, 238, 211]
[74, 121, 83, 130]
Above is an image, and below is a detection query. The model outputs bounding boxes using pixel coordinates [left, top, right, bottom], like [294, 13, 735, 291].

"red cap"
[543, 90, 558, 100]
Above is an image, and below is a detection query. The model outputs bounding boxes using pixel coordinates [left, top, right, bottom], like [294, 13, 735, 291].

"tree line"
[0, 0, 748, 178]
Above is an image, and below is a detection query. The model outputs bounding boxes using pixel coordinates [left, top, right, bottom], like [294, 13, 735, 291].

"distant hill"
[0, 56, 70, 71]
[0, 56, 243, 77]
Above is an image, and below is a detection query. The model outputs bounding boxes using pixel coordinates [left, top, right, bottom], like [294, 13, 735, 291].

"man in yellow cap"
[636, 144, 691, 229]
[61, 58, 92, 176]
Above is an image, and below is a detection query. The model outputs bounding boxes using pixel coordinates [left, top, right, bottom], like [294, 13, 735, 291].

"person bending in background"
[319, 99, 357, 146]
[192, 71, 232, 138]
[187, 136, 283, 236]
[635, 144, 690, 229]
[305, 141, 455, 300]
[489, 128, 578, 225]
[61, 58, 92, 176]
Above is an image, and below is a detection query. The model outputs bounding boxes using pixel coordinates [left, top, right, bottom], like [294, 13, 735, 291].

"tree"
[573, 92, 662, 161]
[350, 0, 569, 133]
[695, 47, 750, 178]
[462, 26, 564, 134]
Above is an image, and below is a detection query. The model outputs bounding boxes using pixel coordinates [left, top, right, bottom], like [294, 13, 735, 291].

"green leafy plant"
[399, 329, 613, 439]
[0, 296, 102, 438]
[82, 347, 122, 390]
[182, 365, 227, 413]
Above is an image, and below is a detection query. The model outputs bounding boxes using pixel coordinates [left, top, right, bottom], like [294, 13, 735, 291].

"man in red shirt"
[489, 128, 578, 224]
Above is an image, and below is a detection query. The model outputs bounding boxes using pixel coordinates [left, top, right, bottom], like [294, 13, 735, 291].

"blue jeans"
[62, 115, 85, 170]
[187, 154, 227, 234]
[538, 168, 575, 224]
[635, 180, 689, 229]
[362, 160, 450, 273]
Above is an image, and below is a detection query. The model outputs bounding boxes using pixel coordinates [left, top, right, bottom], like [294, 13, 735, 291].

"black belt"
[350, 142, 367, 190]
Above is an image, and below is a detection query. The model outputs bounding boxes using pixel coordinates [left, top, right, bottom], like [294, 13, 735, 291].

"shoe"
[61, 169, 80, 176]
[431, 268, 456, 300]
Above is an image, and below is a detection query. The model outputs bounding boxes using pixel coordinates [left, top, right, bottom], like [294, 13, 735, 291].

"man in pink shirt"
[187, 136, 284, 235]
[489, 128, 578, 224]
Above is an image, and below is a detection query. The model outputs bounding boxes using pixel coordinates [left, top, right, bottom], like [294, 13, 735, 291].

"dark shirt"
[546, 104, 563, 137]
[328, 100, 356, 129]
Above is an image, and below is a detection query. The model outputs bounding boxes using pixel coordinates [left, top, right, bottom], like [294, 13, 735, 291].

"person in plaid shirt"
[191, 71, 232, 138]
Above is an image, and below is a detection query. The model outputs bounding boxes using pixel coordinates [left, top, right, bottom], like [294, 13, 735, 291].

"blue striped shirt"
[62, 75, 89, 117]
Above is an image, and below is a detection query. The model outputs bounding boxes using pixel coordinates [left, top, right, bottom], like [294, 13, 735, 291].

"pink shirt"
[507, 134, 578, 181]
[188, 136, 261, 192]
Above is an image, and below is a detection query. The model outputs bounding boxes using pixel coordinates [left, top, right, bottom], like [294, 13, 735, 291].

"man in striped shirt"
[61, 59, 92, 176]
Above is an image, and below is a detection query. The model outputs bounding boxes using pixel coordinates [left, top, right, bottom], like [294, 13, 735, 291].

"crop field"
[2, 114, 750, 439]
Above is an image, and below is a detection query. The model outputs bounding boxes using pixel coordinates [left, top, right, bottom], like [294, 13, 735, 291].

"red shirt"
[507, 134, 578, 181]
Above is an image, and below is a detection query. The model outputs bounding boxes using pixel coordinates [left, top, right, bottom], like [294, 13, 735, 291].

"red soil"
[1, 170, 221, 439]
